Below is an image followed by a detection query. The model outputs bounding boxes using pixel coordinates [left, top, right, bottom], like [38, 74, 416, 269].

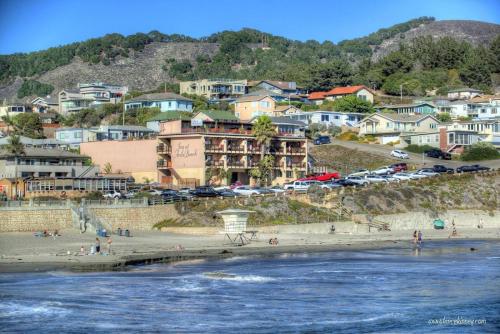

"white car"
[345, 176, 369, 186]
[349, 169, 371, 177]
[103, 190, 122, 199]
[415, 169, 439, 177]
[233, 186, 260, 196]
[391, 150, 409, 159]
[146, 189, 163, 196]
[392, 173, 413, 181]
[408, 173, 428, 179]
[371, 166, 395, 175]
[267, 186, 285, 193]
[365, 174, 389, 183]
[381, 175, 400, 183]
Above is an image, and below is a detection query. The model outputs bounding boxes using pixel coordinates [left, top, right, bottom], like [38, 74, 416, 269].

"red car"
[389, 163, 408, 172]
[298, 172, 341, 182]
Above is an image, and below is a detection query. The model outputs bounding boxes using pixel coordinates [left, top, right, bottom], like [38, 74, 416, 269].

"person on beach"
[417, 231, 422, 245]
[107, 237, 112, 255]
[478, 218, 484, 229]
[95, 237, 101, 254]
[80, 246, 85, 255]
[413, 230, 417, 244]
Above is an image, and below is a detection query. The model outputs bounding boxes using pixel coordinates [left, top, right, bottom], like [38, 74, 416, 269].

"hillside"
[0, 18, 499, 102]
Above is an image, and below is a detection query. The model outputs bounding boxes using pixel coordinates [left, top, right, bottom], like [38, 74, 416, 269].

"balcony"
[285, 147, 306, 155]
[286, 162, 307, 170]
[156, 144, 172, 154]
[205, 144, 225, 153]
[226, 161, 245, 168]
[157, 160, 172, 168]
[206, 160, 225, 168]
[181, 127, 253, 135]
[227, 145, 245, 153]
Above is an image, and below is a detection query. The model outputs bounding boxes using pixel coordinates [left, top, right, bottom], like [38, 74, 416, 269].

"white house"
[124, 92, 193, 112]
[285, 111, 365, 128]
[447, 88, 483, 100]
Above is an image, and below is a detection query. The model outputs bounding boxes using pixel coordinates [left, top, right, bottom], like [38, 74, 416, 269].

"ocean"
[0, 240, 499, 333]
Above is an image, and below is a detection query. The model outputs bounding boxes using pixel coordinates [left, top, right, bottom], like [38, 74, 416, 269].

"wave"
[0, 301, 70, 317]
[202, 272, 275, 283]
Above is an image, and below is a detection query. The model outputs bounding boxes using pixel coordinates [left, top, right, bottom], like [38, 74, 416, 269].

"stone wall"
[0, 208, 72, 232]
[91, 205, 180, 231]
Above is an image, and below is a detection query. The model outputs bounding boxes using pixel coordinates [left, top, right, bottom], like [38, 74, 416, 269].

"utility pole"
[400, 84, 403, 102]
[122, 94, 126, 126]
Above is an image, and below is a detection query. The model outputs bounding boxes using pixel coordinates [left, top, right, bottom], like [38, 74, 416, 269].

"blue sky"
[0, 0, 499, 54]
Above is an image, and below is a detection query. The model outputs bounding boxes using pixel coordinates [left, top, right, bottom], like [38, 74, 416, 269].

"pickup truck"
[284, 180, 331, 191]
[432, 165, 454, 174]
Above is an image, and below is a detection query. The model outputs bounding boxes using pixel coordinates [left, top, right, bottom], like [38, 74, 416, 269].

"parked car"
[345, 175, 369, 186]
[425, 148, 451, 160]
[216, 189, 238, 197]
[470, 164, 490, 172]
[314, 135, 331, 145]
[229, 181, 243, 189]
[267, 186, 285, 193]
[389, 163, 408, 172]
[190, 186, 219, 197]
[371, 166, 395, 175]
[348, 169, 371, 177]
[161, 189, 185, 202]
[456, 165, 476, 173]
[392, 173, 414, 181]
[178, 187, 192, 194]
[321, 181, 342, 189]
[233, 186, 260, 196]
[123, 190, 138, 199]
[415, 168, 439, 177]
[251, 187, 273, 195]
[284, 180, 314, 192]
[408, 172, 428, 179]
[365, 174, 390, 183]
[380, 175, 400, 183]
[334, 178, 359, 187]
[103, 190, 122, 199]
[390, 150, 409, 159]
[146, 189, 163, 196]
[299, 172, 341, 182]
[432, 165, 454, 174]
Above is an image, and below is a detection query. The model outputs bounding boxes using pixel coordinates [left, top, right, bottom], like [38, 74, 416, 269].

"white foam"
[0, 301, 70, 317]
[204, 274, 275, 283]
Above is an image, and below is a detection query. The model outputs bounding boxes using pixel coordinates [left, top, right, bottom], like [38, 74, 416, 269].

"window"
[286, 171, 293, 178]
[321, 115, 329, 122]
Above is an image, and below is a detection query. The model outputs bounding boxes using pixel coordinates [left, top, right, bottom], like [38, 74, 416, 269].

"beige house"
[324, 85, 374, 104]
[273, 105, 302, 116]
[179, 79, 247, 100]
[234, 95, 276, 121]
[358, 112, 440, 144]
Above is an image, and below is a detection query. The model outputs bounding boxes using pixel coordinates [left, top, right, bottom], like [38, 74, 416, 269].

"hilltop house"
[447, 88, 483, 100]
[324, 85, 374, 103]
[285, 111, 365, 128]
[358, 112, 439, 144]
[234, 95, 276, 121]
[31, 96, 59, 113]
[307, 91, 329, 105]
[55, 125, 155, 148]
[124, 92, 193, 112]
[179, 79, 247, 100]
[0, 103, 31, 117]
[58, 82, 128, 114]
[249, 80, 302, 95]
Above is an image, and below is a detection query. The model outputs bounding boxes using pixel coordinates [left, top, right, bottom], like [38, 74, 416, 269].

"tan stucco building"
[234, 95, 276, 121]
[179, 79, 247, 100]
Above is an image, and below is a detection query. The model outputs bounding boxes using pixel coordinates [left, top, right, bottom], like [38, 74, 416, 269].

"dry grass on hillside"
[310, 145, 393, 174]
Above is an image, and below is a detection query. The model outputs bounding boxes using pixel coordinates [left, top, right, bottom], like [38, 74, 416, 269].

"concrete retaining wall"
[0, 208, 72, 232]
[91, 205, 180, 231]
[375, 210, 499, 230]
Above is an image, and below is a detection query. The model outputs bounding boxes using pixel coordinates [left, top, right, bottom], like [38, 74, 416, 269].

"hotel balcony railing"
[285, 147, 306, 155]
[247, 146, 262, 154]
[181, 127, 254, 135]
[226, 161, 245, 168]
[157, 160, 172, 168]
[286, 162, 307, 169]
[206, 160, 225, 167]
[227, 145, 245, 153]
[205, 145, 225, 152]
[156, 145, 172, 153]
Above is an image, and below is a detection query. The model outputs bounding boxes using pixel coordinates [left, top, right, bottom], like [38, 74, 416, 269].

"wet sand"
[1, 226, 499, 273]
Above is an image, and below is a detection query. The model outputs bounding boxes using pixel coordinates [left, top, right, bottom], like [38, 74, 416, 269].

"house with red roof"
[307, 91, 329, 105]
[324, 85, 374, 104]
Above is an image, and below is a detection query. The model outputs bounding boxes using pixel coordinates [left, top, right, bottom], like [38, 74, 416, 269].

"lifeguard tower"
[217, 209, 257, 245]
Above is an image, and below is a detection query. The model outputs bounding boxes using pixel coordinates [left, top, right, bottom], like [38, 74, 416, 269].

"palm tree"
[5, 135, 25, 199]
[252, 115, 275, 158]
[1, 115, 14, 135]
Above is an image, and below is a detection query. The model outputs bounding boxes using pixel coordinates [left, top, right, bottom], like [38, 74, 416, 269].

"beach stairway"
[351, 214, 391, 232]
[71, 205, 110, 234]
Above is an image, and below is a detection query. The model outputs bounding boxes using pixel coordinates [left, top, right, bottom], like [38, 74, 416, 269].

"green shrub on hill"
[461, 142, 500, 161]
[17, 80, 54, 98]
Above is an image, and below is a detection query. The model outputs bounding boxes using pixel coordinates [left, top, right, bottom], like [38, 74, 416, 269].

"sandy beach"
[1, 225, 499, 273]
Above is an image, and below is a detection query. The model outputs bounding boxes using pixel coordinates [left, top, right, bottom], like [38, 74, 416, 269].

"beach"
[1, 224, 499, 273]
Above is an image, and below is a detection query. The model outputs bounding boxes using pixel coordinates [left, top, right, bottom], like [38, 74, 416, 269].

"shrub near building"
[461, 142, 500, 161]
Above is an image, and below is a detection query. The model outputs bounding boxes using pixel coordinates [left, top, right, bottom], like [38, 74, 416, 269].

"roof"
[0, 147, 88, 159]
[0, 136, 67, 146]
[247, 89, 287, 98]
[274, 105, 300, 113]
[127, 92, 192, 103]
[235, 94, 274, 103]
[469, 95, 500, 103]
[308, 91, 328, 100]
[196, 110, 239, 122]
[368, 112, 437, 123]
[94, 125, 155, 132]
[380, 103, 436, 109]
[147, 111, 193, 122]
[256, 80, 297, 91]
[325, 85, 370, 96]
[448, 87, 483, 93]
